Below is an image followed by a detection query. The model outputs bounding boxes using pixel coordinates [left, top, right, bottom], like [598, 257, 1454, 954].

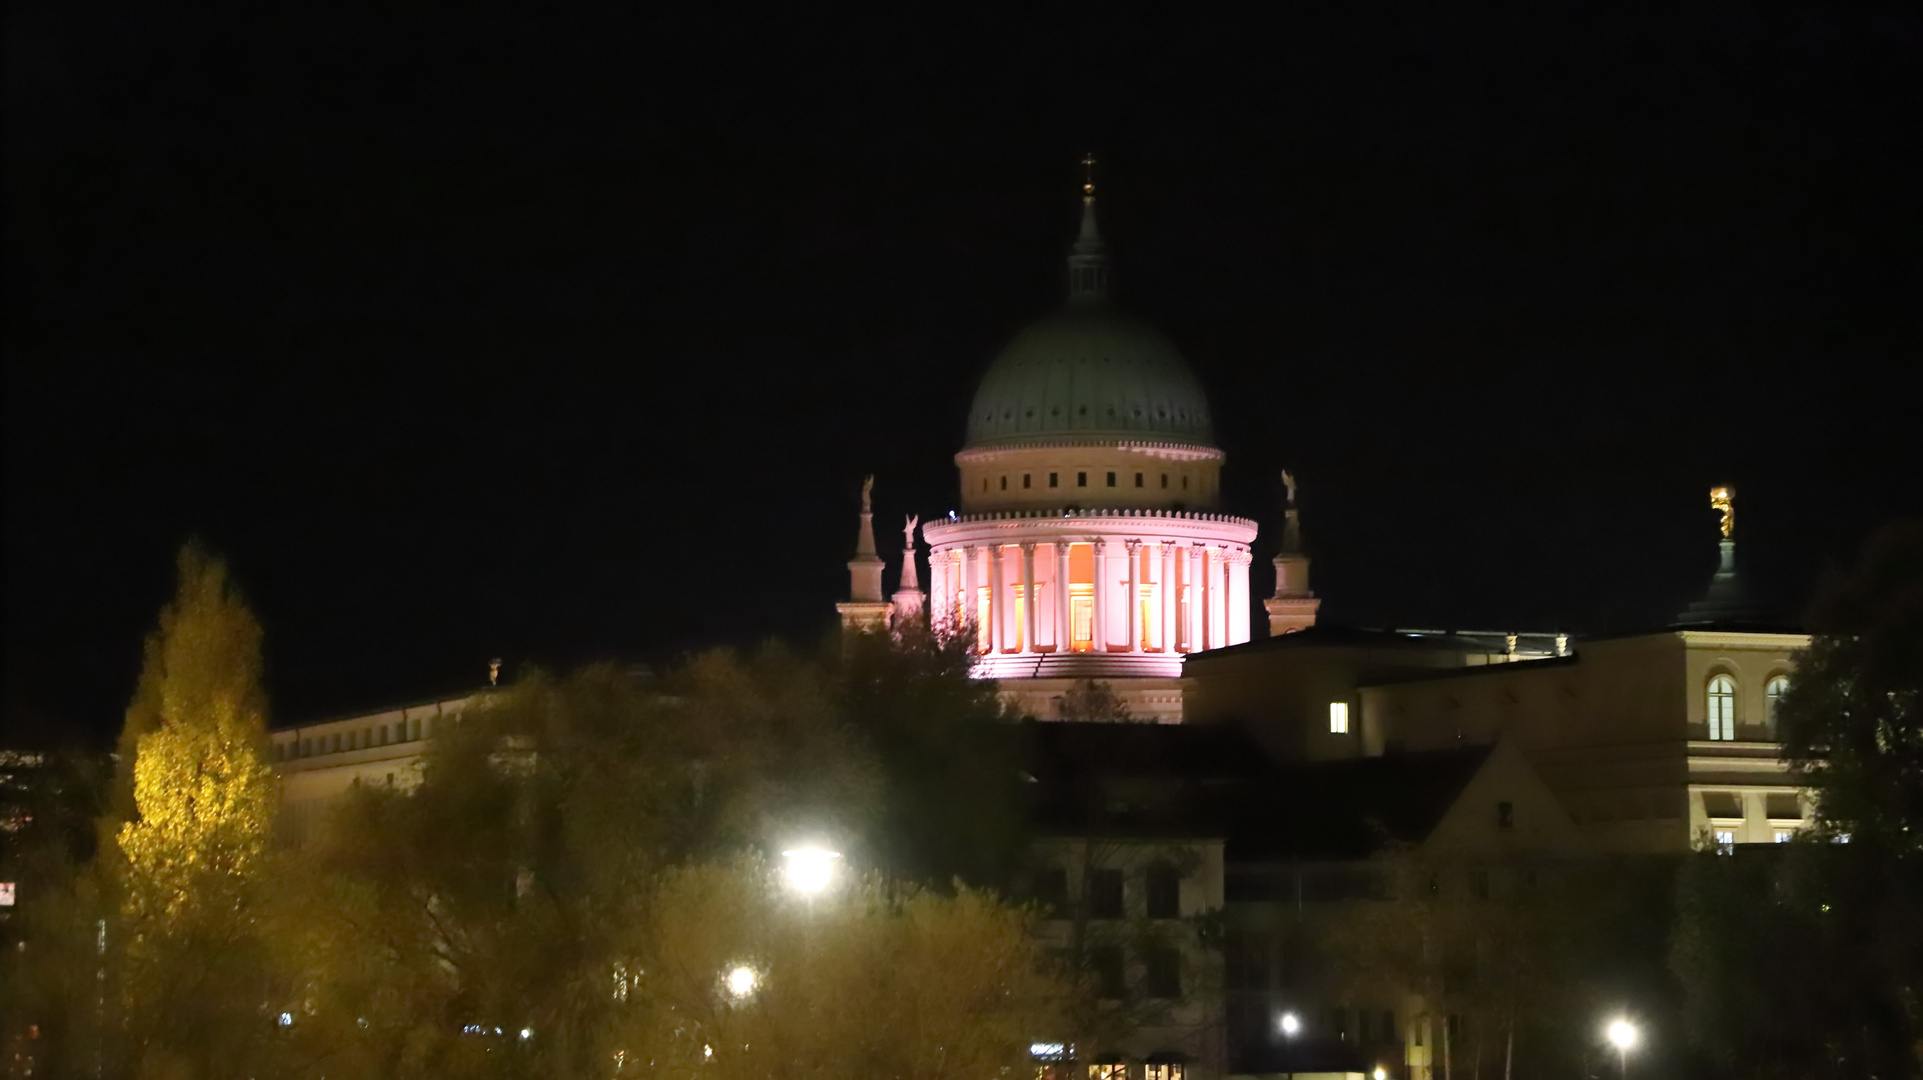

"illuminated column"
[1054, 541, 1071, 652]
[1120, 539, 1139, 653]
[1188, 545, 1204, 652]
[988, 545, 1004, 653]
[1020, 542, 1037, 655]
[1093, 539, 1110, 652]
[1229, 549, 1251, 644]
[957, 546, 971, 636]
[1161, 542, 1177, 653]
[1211, 545, 1226, 649]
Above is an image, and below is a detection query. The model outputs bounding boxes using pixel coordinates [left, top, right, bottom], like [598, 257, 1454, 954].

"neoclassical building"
[842, 185, 1276, 722]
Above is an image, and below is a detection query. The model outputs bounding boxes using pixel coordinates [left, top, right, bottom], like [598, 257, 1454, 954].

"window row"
[993, 471, 1196, 492]
[278, 717, 427, 761]
[1034, 863, 1183, 919]
[1704, 673, 1790, 741]
[1035, 1062, 1184, 1080]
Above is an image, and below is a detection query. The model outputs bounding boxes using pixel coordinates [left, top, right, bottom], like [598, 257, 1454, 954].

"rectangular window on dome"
[1023, 474, 1031, 488]
[1106, 471, 1116, 486]
[1135, 472, 1144, 487]
[1161, 474, 1169, 488]
[1078, 472, 1087, 487]
[1183, 476, 1189, 490]
[1049, 473, 1058, 488]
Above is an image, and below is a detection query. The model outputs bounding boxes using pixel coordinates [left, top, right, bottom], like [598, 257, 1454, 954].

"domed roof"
[962, 196, 1216, 451]
[963, 300, 1217, 449]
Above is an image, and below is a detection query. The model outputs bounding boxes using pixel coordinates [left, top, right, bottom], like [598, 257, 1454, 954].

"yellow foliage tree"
[110, 542, 281, 1075]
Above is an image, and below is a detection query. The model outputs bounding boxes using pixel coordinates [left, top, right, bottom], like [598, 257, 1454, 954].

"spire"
[1067, 153, 1108, 303]
[836, 475, 892, 633]
[1677, 484, 1759, 626]
[891, 514, 925, 622]
[1267, 469, 1320, 635]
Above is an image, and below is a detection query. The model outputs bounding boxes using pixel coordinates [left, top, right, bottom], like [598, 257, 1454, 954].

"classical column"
[1093, 539, 1110, 652]
[1188, 545, 1204, 652]
[988, 545, 1004, 653]
[1020, 542, 1038, 655]
[958, 546, 974, 641]
[1229, 549, 1251, 645]
[1125, 539, 1142, 653]
[1054, 541, 1071, 652]
[1161, 542, 1177, 653]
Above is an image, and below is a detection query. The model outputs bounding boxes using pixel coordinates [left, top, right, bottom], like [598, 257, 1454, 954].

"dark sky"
[7, 6, 1920, 746]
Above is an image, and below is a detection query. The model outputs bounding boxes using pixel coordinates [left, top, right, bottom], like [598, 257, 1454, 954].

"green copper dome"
[963, 198, 1216, 451]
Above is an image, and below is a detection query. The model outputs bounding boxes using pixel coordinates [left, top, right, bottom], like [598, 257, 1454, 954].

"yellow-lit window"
[1329, 702, 1350, 734]
[1144, 1065, 1184, 1080]
[977, 586, 991, 650]
[1140, 587, 1156, 650]
[1088, 1065, 1126, 1080]
[1013, 586, 1026, 651]
[1707, 675, 1737, 740]
[1071, 586, 1094, 650]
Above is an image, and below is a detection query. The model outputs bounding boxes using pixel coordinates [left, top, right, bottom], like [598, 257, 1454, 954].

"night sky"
[7, 7, 1920, 746]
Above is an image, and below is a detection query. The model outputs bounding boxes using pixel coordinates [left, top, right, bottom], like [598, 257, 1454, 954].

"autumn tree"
[108, 542, 283, 1077]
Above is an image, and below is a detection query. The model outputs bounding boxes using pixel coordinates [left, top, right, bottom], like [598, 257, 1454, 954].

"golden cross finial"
[1081, 152, 1097, 200]
[1710, 486, 1734, 539]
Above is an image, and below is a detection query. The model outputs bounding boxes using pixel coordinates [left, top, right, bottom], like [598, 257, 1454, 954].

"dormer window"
[1707, 675, 1737, 740]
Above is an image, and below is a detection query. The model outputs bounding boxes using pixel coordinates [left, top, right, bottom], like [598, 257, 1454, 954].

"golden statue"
[1710, 486, 1734, 539]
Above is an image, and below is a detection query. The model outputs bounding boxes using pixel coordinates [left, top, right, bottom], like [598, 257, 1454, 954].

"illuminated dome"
[963, 300, 1216, 450]
[963, 198, 1216, 451]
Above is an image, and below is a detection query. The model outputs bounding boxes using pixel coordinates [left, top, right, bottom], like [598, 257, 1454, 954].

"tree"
[1777, 520, 1923, 855]
[109, 542, 283, 1077]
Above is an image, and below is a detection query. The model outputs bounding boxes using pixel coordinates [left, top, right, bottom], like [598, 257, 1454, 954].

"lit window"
[1713, 829, 1736, 852]
[1329, 702, 1350, 734]
[1774, 829, 1794, 843]
[1144, 1066, 1184, 1080]
[1078, 471, 1087, 487]
[1089, 1064, 1127, 1080]
[1766, 676, 1789, 728]
[1706, 675, 1737, 740]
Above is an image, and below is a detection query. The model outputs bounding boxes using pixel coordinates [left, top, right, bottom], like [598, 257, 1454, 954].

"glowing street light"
[1279, 1011, 1301, 1038]
[725, 965, 759, 1001]
[1606, 1017, 1638, 1078]
[1373, 1069, 1387, 1080]
[781, 847, 842, 894]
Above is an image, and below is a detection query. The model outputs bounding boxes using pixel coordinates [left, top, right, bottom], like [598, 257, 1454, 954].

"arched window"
[1766, 675, 1790, 729]
[1707, 674, 1737, 740]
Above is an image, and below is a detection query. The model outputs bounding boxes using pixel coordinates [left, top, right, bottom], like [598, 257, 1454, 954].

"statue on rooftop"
[903, 514, 919, 551]
[861, 474, 875, 512]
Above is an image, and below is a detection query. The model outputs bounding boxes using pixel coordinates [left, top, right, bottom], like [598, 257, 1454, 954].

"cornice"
[956, 439, 1225, 465]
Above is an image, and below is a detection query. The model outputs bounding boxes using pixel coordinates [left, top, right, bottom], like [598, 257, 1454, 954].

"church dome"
[963, 301, 1216, 450]
[962, 196, 1216, 451]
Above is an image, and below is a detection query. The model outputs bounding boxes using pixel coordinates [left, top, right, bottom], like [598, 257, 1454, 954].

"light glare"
[781, 847, 842, 894]
[726, 965, 759, 999]
[1279, 1011, 1301, 1036]
[1607, 1018, 1637, 1049]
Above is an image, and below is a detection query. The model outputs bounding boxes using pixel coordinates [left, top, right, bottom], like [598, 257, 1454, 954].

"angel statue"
[1281, 469, 1298, 506]
[861, 474, 875, 512]
[903, 514, 919, 551]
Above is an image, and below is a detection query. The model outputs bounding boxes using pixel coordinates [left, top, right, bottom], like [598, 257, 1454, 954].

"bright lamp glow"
[1329, 701, 1349, 734]
[725, 965, 759, 1000]
[1373, 1069, 1387, 1080]
[1607, 1018, 1637, 1049]
[1279, 1011, 1301, 1037]
[781, 847, 842, 894]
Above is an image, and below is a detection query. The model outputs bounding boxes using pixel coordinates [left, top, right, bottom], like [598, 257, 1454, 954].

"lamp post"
[1606, 1018, 1637, 1079]
[1278, 1011, 1300, 1079]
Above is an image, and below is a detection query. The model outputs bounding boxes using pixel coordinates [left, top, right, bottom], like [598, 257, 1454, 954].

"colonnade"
[927, 539, 1251, 656]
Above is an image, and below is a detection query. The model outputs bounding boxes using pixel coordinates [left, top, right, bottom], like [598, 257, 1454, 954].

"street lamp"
[781, 847, 842, 895]
[1606, 1017, 1637, 1078]
[725, 965, 759, 1001]
[1373, 1069, 1387, 1080]
[1279, 1011, 1301, 1038]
